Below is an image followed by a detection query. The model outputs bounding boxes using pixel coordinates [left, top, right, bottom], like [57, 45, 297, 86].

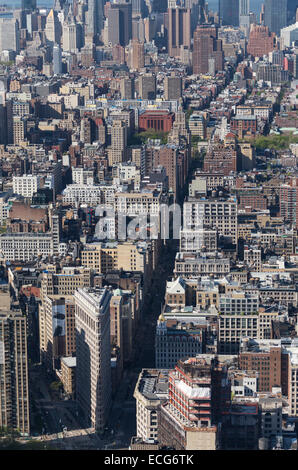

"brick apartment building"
[193, 24, 224, 75]
[237, 188, 268, 211]
[230, 116, 257, 138]
[239, 340, 289, 395]
[203, 143, 237, 176]
[247, 25, 276, 58]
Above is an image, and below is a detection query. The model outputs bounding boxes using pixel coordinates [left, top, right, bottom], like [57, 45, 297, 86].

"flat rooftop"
[138, 369, 169, 400]
[61, 356, 76, 368]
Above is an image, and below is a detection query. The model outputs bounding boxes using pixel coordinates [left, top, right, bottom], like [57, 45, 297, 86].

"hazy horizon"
[208, 0, 262, 15]
[0, 0, 264, 15]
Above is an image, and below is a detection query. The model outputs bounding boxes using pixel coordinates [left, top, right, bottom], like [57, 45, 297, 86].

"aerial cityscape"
[0, 0, 297, 455]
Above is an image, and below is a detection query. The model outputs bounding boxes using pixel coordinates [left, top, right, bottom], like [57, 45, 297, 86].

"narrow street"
[105, 239, 178, 448]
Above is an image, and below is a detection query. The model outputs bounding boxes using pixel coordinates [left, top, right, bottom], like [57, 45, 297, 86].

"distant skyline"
[0, 0, 49, 7]
[207, 0, 263, 16]
[0, 0, 265, 14]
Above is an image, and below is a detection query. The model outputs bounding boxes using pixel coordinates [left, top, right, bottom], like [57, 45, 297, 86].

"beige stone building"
[108, 120, 128, 165]
[13, 116, 27, 146]
[39, 294, 75, 371]
[184, 198, 238, 244]
[218, 314, 259, 354]
[80, 242, 147, 273]
[196, 285, 220, 309]
[165, 277, 186, 307]
[287, 347, 298, 417]
[174, 252, 230, 277]
[40, 266, 93, 298]
[61, 356, 76, 399]
[127, 39, 145, 71]
[114, 190, 161, 215]
[244, 246, 262, 272]
[238, 142, 255, 170]
[134, 369, 169, 441]
[258, 308, 280, 339]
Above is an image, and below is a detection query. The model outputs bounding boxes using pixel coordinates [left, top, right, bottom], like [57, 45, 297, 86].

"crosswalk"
[35, 427, 95, 441]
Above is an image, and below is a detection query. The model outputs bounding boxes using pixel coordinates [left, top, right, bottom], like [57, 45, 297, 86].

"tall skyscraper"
[75, 287, 112, 431]
[264, 0, 287, 36]
[152, 0, 167, 12]
[132, 16, 145, 41]
[21, 0, 36, 11]
[239, 0, 250, 33]
[0, 18, 20, 54]
[109, 120, 128, 165]
[108, 7, 121, 45]
[53, 0, 66, 12]
[260, 3, 265, 24]
[132, 0, 147, 17]
[138, 73, 156, 99]
[193, 24, 224, 76]
[12, 116, 27, 145]
[219, 0, 239, 26]
[127, 39, 145, 70]
[85, 0, 104, 37]
[294, 54, 298, 79]
[0, 308, 30, 436]
[186, 0, 206, 33]
[0, 104, 7, 145]
[108, 0, 132, 46]
[164, 75, 182, 100]
[167, 7, 191, 58]
[247, 24, 276, 58]
[26, 12, 38, 37]
[53, 43, 62, 74]
[120, 77, 135, 99]
[63, 20, 80, 52]
[38, 295, 75, 371]
[279, 178, 298, 228]
[45, 8, 62, 44]
[287, 0, 298, 25]
[240, 0, 250, 16]
[198, 0, 206, 24]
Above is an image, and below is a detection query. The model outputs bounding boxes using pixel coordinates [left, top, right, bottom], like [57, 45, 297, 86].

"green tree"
[246, 134, 298, 151]
[50, 380, 63, 392]
[128, 131, 169, 146]
[191, 135, 202, 147]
